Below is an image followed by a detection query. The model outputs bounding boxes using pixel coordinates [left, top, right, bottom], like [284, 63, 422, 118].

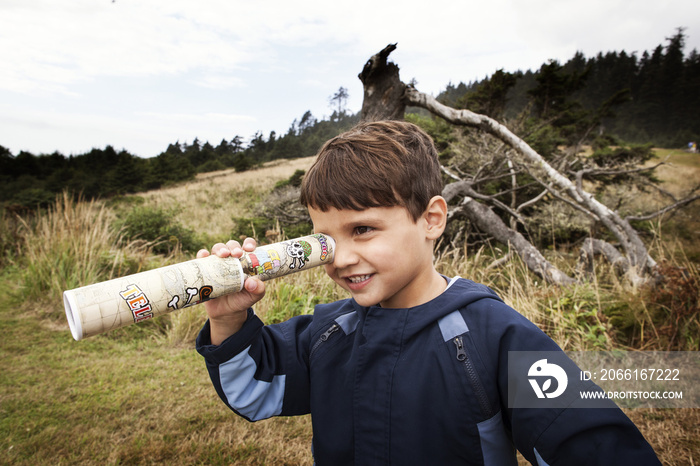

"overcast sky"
[2, 0, 700, 158]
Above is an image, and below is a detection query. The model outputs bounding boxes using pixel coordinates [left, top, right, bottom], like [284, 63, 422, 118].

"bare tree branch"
[625, 193, 700, 222]
[508, 159, 518, 229]
[526, 168, 601, 221]
[485, 250, 515, 271]
[454, 195, 577, 286]
[575, 161, 666, 180]
[576, 238, 630, 277]
[442, 166, 527, 225]
[638, 179, 679, 203]
[517, 189, 549, 213]
[442, 178, 575, 285]
[404, 84, 655, 282]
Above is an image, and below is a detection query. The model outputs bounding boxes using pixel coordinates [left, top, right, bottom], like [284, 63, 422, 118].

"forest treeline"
[2, 28, 698, 210]
[439, 28, 699, 148]
[0, 111, 359, 209]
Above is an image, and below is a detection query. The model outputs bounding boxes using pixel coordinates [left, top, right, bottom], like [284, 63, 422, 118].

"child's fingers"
[224, 240, 240, 251]
[244, 276, 265, 296]
[200, 237, 257, 260]
[211, 241, 239, 258]
[241, 237, 257, 251]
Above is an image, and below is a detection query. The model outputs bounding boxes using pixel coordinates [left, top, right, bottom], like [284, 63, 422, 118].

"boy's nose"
[330, 242, 359, 269]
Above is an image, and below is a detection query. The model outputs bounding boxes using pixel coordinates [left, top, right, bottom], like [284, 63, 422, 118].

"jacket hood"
[348, 276, 503, 340]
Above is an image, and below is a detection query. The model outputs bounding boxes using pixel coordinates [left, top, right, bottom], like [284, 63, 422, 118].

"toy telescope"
[64, 234, 335, 340]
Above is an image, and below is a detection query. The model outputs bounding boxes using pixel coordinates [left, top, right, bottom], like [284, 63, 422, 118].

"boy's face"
[308, 202, 445, 309]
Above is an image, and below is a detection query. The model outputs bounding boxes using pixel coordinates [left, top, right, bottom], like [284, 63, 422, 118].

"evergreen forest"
[2, 28, 698, 210]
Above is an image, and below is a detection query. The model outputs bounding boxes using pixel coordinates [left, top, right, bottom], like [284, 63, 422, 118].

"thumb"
[243, 276, 266, 298]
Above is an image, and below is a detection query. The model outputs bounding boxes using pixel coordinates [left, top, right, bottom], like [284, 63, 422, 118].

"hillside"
[0, 152, 698, 465]
[138, 155, 317, 240]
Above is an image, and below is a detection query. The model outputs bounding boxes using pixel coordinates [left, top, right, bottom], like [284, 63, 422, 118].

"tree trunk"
[358, 43, 407, 122]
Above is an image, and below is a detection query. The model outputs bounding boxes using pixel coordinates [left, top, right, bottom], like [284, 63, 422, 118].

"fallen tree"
[358, 44, 699, 286]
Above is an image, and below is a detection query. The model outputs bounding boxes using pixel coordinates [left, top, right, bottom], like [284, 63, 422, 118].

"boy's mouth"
[347, 274, 372, 284]
[345, 274, 373, 289]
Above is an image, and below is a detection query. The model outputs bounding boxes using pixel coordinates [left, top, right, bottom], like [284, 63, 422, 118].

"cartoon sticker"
[168, 295, 179, 310]
[119, 284, 154, 323]
[248, 248, 282, 276]
[286, 240, 311, 269]
[170, 285, 215, 310]
[312, 234, 331, 261]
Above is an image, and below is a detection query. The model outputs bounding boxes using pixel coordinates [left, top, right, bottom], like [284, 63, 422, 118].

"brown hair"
[299, 120, 443, 221]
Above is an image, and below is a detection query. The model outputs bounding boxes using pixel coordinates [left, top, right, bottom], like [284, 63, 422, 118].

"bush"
[260, 282, 320, 324]
[0, 210, 23, 268]
[197, 159, 226, 174]
[117, 206, 200, 254]
[539, 286, 613, 351]
[590, 143, 655, 168]
[273, 169, 305, 190]
[233, 174, 314, 243]
[231, 215, 274, 242]
[641, 261, 700, 350]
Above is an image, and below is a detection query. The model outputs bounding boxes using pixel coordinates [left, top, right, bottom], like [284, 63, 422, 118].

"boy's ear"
[424, 196, 447, 240]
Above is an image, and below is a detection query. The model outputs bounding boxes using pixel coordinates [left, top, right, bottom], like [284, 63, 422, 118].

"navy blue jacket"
[197, 277, 660, 465]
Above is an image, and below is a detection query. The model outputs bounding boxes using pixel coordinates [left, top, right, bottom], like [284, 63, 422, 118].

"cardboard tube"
[64, 234, 335, 340]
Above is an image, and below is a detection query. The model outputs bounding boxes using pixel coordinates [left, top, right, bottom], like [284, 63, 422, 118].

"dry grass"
[651, 148, 700, 196]
[1, 153, 698, 465]
[17, 192, 165, 311]
[625, 408, 700, 466]
[139, 157, 317, 241]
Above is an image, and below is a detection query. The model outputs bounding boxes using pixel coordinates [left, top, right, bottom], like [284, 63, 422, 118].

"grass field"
[1, 153, 698, 465]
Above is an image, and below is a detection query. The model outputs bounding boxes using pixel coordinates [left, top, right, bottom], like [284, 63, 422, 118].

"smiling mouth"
[346, 274, 372, 284]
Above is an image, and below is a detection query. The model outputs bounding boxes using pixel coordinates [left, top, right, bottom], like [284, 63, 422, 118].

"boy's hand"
[196, 237, 266, 345]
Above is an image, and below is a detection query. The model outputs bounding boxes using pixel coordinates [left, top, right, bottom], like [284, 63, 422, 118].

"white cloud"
[1, 0, 700, 157]
[0, 1, 255, 94]
[135, 111, 257, 125]
[192, 74, 248, 90]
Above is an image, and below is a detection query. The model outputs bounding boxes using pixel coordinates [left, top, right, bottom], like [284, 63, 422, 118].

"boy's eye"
[354, 226, 373, 235]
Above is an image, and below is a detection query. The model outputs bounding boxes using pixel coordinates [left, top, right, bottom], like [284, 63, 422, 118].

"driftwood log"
[356, 43, 688, 286]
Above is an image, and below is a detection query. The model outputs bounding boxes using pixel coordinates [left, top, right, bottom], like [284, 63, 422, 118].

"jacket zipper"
[310, 323, 340, 357]
[454, 336, 494, 418]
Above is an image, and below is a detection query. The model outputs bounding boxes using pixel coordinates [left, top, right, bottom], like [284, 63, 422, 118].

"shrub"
[256, 268, 342, 325]
[538, 285, 614, 351]
[260, 282, 319, 324]
[273, 169, 305, 190]
[117, 205, 200, 254]
[231, 215, 274, 242]
[197, 159, 226, 174]
[641, 261, 700, 350]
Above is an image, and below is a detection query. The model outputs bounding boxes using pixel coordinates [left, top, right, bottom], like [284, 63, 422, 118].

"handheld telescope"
[63, 234, 335, 340]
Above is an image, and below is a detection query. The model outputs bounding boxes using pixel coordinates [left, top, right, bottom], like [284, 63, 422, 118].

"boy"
[196, 121, 660, 465]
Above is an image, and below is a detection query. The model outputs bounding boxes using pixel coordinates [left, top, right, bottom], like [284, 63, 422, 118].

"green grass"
[0, 298, 313, 465]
